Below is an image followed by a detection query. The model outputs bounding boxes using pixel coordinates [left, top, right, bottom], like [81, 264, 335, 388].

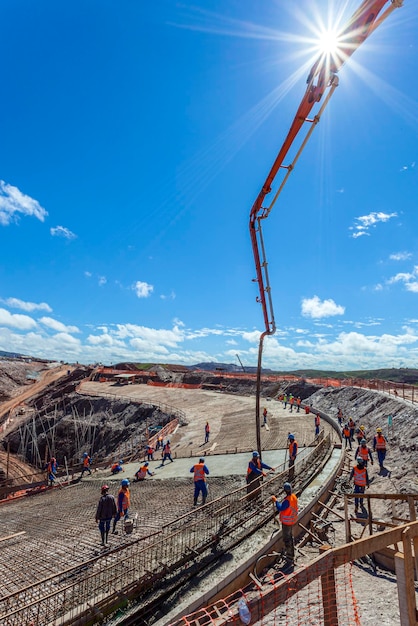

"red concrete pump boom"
[250, 0, 403, 457]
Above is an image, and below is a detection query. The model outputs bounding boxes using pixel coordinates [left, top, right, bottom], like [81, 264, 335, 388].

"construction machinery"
[249, 0, 404, 456]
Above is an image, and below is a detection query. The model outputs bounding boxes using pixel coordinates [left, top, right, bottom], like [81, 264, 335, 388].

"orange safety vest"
[146, 446, 153, 453]
[247, 458, 261, 475]
[279, 493, 298, 526]
[305, 406, 310, 414]
[119, 488, 130, 510]
[137, 465, 148, 479]
[348, 419, 355, 428]
[315, 415, 320, 426]
[83, 456, 90, 468]
[375, 434, 386, 450]
[343, 427, 350, 438]
[296, 398, 301, 406]
[163, 443, 171, 454]
[193, 462, 207, 482]
[288, 440, 298, 459]
[353, 466, 367, 487]
[357, 446, 370, 461]
[205, 423, 210, 433]
[289, 396, 294, 404]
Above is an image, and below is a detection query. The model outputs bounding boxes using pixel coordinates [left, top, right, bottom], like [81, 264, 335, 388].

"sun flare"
[317, 29, 341, 56]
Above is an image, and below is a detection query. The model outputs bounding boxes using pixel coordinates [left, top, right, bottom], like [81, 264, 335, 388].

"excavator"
[249, 0, 404, 455]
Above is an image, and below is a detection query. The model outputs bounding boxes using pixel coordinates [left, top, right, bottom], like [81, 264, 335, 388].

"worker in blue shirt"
[246, 451, 274, 500]
[190, 458, 210, 506]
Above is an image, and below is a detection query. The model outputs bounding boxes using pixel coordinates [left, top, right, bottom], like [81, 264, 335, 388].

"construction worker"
[111, 460, 124, 475]
[350, 458, 370, 514]
[190, 457, 209, 506]
[354, 439, 374, 468]
[348, 417, 356, 442]
[289, 395, 294, 413]
[156, 434, 163, 451]
[112, 478, 130, 534]
[337, 407, 343, 426]
[342, 424, 352, 450]
[95, 485, 117, 547]
[288, 434, 298, 479]
[162, 440, 174, 464]
[296, 397, 301, 413]
[47, 457, 58, 486]
[272, 482, 299, 564]
[355, 425, 367, 446]
[246, 451, 273, 500]
[262, 408, 268, 426]
[304, 404, 311, 415]
[135, 462, 155, 481]
[373, 427, 388, 470]
[204, 422, 210, 444]
[283, 394, 288, 409]
[314, 413, 321, 437]
[81, 452, 92, 477]
[145, 444, 154, 461]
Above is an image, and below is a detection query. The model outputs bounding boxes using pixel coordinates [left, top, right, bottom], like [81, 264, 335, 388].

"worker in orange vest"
[81, 452, 92, 477]
[350, 458, 369, 514]
[288, 434, 298, 479]
[47, 457, 58, 486]
[112, 479, 130, 534]
[135, 462, 155, 481]
[373, 427, 388, 470]
[162, 440, 174, 464]
[272, 482, 299, 564]
[246, 451, 274, 500]
[296, 397, 301, 413]
[314, 414, 321, 437]
[204, 422, 210, 443]
[190, 457, 210, 506]
[354, 439, 374, 468]
[342, 424, 352, 450]
[289, 395, 295, 413]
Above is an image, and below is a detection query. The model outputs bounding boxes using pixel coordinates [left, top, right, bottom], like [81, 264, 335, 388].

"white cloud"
[50, 225, 77, 239]
[39, 317, 80, 334]
[133, 281, 153, 298]
[388, 265, 418, 292]
[160, 291, 176, 300]
[98, 276, 107, 287]
[390, 251, 412, 262]
[349, 211, 397, 238]
[0, 180, 48, 225]
[84, 271, 92, 278]
[0, 308, 37, 330]
[2, 297, 52, 313]
[301, 296, 345, 319]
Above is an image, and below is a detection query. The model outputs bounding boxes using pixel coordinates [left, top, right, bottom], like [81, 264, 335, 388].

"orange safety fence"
[171, 561, 361, 626]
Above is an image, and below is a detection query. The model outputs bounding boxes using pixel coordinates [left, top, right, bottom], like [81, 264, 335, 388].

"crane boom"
[249, 0, 403, 458]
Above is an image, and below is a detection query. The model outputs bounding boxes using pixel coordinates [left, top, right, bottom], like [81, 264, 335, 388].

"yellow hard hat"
[360, 425, 365, 430]
[376, 427, 382, 433]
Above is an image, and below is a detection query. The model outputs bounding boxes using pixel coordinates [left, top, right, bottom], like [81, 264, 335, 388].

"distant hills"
[1, 353, 417, 384]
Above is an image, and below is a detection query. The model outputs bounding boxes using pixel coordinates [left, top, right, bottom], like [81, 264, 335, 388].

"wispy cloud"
[349, 211, 397, 238]
[0, 180, 48, 226]
[301, 296, 345, 319]
[388, 265, 418, 293]
[399, 161, 415, 172]
[50, 225, 77, 239]
[39, 317, 80, 334]
[2, 297, 52, 313]
[98, 276, 107, 287]
[389, 251, 412, 262]
[160, 291, 176, 300]
[133, 281, 154, 298]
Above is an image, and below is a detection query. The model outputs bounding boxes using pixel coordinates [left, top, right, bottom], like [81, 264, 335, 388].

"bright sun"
[317, 29, 341, 55]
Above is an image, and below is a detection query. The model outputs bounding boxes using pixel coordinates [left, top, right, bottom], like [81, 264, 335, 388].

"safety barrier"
[0, 435, 333, 625]
[171, 519, 418, 626]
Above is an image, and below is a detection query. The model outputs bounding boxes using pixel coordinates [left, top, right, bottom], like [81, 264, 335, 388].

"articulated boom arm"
[249, 0, 403, 338]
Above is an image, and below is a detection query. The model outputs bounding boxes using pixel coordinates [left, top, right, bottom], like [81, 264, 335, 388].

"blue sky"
[1, 0, 418, 370]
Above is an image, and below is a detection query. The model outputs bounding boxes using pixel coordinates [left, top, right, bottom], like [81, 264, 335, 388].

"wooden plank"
[401, 527, 418, 624]
[0, 531, 26, 543]
[318, 499, 345, 521]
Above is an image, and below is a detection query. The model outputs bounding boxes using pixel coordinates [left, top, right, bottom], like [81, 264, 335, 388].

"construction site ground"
[1, 377, 417, 624]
